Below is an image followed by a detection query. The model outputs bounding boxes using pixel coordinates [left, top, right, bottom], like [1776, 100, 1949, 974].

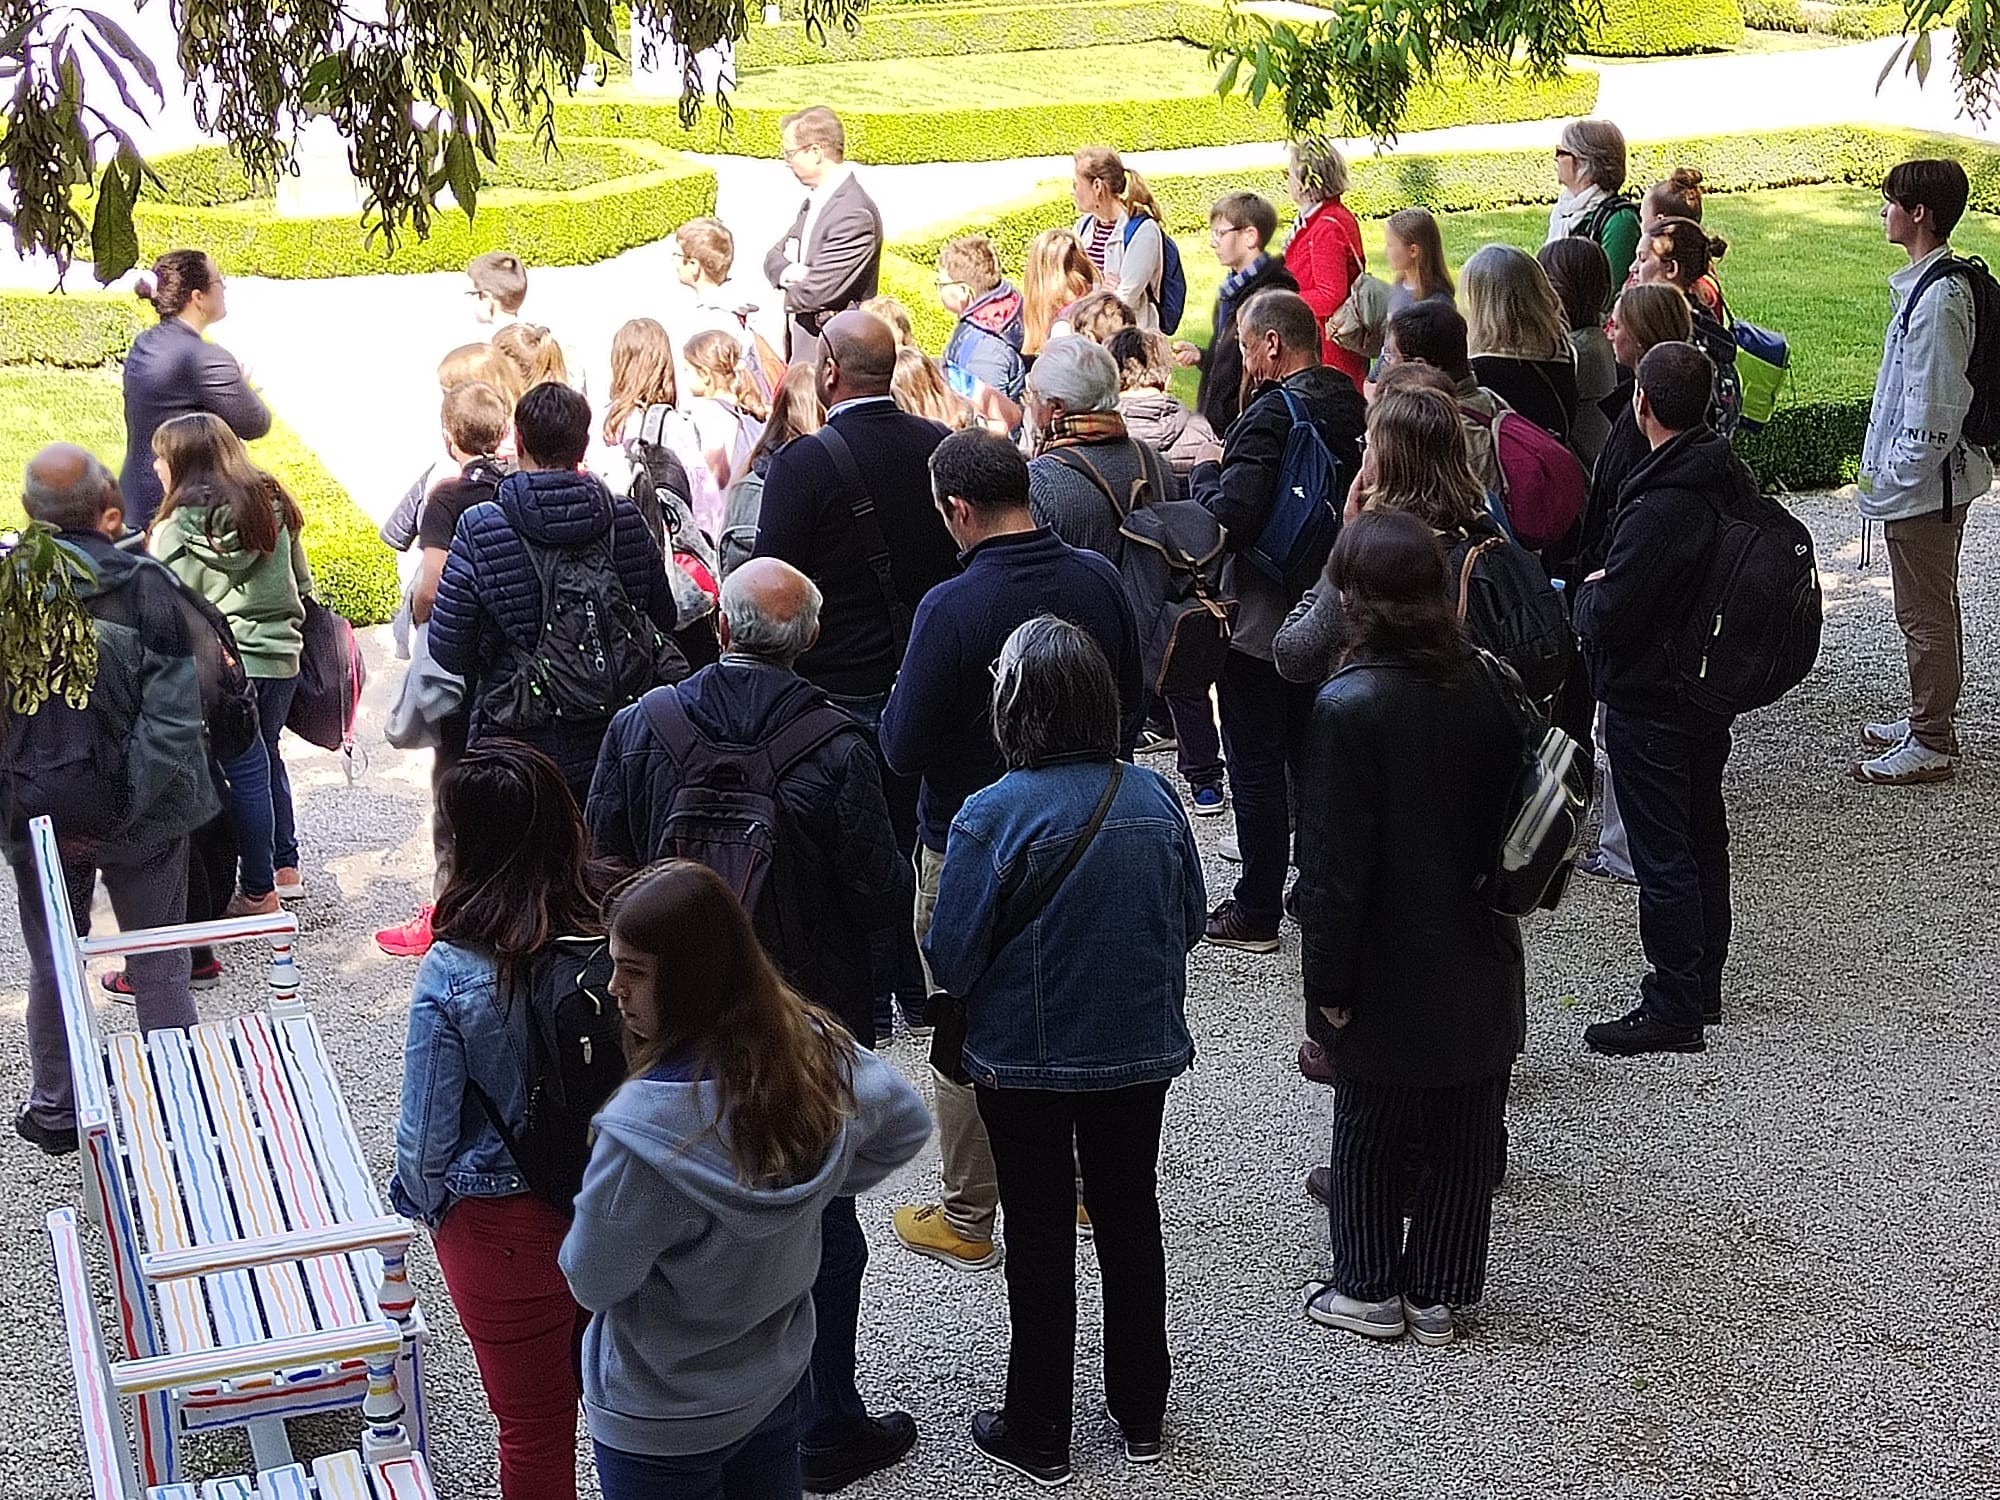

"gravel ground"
[2, 490, 1997, 1498]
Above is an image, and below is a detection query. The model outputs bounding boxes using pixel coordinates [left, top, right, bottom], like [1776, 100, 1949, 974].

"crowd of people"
[2, 100, 1987, 1499]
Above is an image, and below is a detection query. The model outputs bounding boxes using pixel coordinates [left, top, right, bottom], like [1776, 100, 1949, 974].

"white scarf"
[1546, 183, 1609, 244]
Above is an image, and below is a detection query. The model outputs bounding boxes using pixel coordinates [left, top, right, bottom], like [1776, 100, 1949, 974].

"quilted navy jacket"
[429, 468, 681, 788]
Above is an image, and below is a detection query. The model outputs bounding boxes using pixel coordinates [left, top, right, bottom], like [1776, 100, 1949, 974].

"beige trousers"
[1885, 508, 1969, 755]
[918, 843, 1001, 1241]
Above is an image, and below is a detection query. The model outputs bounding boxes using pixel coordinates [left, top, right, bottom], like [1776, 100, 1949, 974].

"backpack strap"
[1897, 256, 1975, 522]
[817, 422, 911, 659]
[1455, 536, 1505, 621]
[640, 686, 726, 781]
[1043, 446, 1134, 522]
[762, 700, 866, 781]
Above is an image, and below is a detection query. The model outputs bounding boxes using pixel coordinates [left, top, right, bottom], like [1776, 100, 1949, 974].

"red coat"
[1284, 198, 1369, 391]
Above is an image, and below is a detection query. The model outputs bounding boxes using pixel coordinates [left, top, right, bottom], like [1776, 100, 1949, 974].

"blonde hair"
[1612, 283, 1693, 356]
[1022, 229, 1099, 357]
[603, 318, 678, 445]
[492, 322, 568, 392]
[1074, 145, 1161, 222]
[675, 216, 734, 283]
[1462, 244, 1571, 362]
[1289, 138, 1350, 202]
[891, 347, 973, 428]
[860, 295, 914, 347]
[685, 328, 770, 420]
[1068, 288, 1136, 343]
[1560, 118, 1628, 193]
[1363, 385, 1486, 532]
[438, 341, 521, 404]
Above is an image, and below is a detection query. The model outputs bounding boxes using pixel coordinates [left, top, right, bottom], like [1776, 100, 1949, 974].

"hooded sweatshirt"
[943, 281, 1027, 401]
[149, 488, 313, 678]
[559, 1045, 931, 1458]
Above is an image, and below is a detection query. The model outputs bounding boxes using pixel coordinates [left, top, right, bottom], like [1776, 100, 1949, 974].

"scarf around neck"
[1039, 409, 1129, 450]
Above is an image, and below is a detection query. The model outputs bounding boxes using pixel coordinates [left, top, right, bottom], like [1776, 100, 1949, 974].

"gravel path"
[2, 489, 1996, 1496]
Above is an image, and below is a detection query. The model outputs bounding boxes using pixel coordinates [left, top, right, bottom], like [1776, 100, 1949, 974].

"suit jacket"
[750, 399, 959, 699]
[763, 172, 884, 359]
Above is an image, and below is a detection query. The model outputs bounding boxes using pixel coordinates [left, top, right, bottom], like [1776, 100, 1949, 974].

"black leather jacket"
[1294, 651, 1533, 1086]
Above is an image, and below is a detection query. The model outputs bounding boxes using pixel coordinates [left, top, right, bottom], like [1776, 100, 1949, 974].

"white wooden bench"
[48, 1205, 438, 1500]
[28, 815, 431, 1490]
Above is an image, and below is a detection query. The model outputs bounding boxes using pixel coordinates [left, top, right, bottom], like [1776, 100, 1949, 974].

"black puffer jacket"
[586, 656, 912, 1044]
[1574, 428, 1749, 722]
[1294, 652, 1533, 1087]
[1188, 365, 1365, 660]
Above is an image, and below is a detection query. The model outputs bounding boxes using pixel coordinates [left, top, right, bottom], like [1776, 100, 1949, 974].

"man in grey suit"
[764, 105, 884, 364]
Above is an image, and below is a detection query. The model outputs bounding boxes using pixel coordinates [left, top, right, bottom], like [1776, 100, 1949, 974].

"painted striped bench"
[28, 816, 430, 1491]
[48, 1206, 437, 1500]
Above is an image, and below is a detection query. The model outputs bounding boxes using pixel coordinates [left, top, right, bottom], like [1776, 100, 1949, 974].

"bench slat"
[197, 1480, 254, 1500]
[310, 1452, 371, 1500]
[232, 1014, 371, 1329]
[272, 1013, 390, 1313]
[255, 1463, 312, 1500]
[144, 1487, 199, 1500]
[369, 1456, 438, 1500]
[188, 1024, 318, 1340]
[103, 1034, 213, 1355]
[148, 1031, 267, 1350]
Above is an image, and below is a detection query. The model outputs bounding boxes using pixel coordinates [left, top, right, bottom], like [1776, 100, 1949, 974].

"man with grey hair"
[4, 444, 218, 1155]
[584, 554, 925, 1493]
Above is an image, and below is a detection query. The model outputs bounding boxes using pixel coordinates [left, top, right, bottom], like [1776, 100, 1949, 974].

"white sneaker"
[1302, 1283, 1404, 1339]
[1860, 716, 1909, 749]
[1217, 834, 1242, 863]
[1852, 735, 1955, 786]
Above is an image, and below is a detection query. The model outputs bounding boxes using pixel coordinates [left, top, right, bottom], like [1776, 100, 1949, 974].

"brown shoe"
[1305, 1165, 1331, 1206]
[224, 889, 281, 918]
[1297, 1039, 1336, 1086]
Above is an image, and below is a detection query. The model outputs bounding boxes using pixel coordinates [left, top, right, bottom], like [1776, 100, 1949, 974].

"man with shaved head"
[4, 444, 220, 1155]
[586, 553, 924, 1493]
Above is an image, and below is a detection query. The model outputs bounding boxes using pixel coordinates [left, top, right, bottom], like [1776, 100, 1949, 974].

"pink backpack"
[1463, 403, 1587, 551]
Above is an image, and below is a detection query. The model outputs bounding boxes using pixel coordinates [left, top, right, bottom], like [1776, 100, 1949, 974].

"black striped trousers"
[1325, 1071, 1510, 1308]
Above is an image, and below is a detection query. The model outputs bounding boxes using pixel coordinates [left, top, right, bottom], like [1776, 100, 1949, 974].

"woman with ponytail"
[1071, 145, 1169, 331]
[121, 249, 270, 528]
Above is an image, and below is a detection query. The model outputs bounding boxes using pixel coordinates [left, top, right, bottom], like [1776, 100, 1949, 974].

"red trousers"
[432, 1193, 589, 1500]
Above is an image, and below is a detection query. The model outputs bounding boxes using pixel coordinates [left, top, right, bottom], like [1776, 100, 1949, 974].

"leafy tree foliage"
[0, 0, 863, 280]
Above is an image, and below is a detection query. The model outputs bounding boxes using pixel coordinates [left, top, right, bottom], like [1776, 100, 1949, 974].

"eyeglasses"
[1209, 224, 1246, 243]
[935, 276, 965, 290]
[1554, 148, 1576, 161]
[779, 142, 819, 160]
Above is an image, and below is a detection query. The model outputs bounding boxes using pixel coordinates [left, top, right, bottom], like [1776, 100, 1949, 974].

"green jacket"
[150, 495, 314, 678]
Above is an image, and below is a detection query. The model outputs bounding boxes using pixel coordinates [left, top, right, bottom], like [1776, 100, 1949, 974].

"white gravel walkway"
[2, 489, 1995, 1496]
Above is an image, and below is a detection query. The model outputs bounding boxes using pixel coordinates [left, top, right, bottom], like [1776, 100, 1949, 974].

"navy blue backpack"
[1243, 389, 1343, 584]
[1126, 215, 1188, 335]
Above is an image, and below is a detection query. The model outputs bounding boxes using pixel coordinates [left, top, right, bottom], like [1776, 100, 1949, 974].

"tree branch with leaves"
[1, 0, 866, 282]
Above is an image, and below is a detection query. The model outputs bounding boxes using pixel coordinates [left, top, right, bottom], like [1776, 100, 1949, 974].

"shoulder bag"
[928, 761, 1125, 1083]
[817, 422, 912, 660]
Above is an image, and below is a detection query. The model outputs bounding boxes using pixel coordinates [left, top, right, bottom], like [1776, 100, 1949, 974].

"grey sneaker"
[1860, 716, 1910, 749]
[1851, 735, 1955, 786]
[1403, 1300, 1455, 1346]
[1217, 833, 1242, 863]
[1303, 1283, 1404, 1339]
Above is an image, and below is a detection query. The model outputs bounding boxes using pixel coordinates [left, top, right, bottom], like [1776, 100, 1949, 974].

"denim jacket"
[924, 759, 1204, 1090]
[391, 940, 535, 1226]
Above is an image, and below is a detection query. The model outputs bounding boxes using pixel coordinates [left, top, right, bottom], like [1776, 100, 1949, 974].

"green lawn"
[1159, 184, 2000, 413]
[0, 368, 397, 624]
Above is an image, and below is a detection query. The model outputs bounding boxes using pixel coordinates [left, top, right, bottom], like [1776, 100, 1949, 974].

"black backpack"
[1569, 194, 1640, 251]
[1446, 526, 1576, 706]
[473, 936, 624, 1212]
[483, 502, 680, 733]
[1901, 252, 2000, 478]
[1671, 469, 1823, 717]
[639, 688, 859, 930]
[1042, 443, 1239, 697]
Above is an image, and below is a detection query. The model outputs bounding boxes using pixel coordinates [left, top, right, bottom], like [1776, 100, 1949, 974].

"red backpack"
[1462, 402, 1587, 551]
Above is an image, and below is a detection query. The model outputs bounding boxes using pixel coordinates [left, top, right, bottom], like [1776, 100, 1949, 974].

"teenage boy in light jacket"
[1855, 158, 1992, 786]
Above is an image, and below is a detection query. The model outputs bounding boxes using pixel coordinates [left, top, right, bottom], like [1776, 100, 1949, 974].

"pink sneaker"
[376, 904, 435, 958]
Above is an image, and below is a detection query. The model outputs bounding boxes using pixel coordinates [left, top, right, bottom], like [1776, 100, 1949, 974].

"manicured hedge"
[556, 64, 1597, 165]
[0, 290, 142, 368]
[1587, 0, 1743, 53]
[131, 139, 716, 279]
[738, 0, 1220, 66]
[1740, 0, 1914, 37]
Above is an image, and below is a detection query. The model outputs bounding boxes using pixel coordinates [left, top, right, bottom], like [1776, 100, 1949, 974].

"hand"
[1318, 1006, 1352, 1029]
[1171, 339, 1201, 368]
[1192, 437, 1224, 467]
[779, 262, 807, 289]
[1343, 470, 1368, 524]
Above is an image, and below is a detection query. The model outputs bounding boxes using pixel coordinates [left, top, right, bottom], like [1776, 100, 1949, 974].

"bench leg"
[360, 1346, 413, 1464]
[247, 1415, 295, 1473]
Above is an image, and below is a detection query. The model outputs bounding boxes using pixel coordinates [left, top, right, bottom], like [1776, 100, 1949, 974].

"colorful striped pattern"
[47, 1208, 133, 1500]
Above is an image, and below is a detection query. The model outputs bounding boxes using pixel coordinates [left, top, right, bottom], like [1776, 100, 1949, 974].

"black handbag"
[928, 762, 1125, 1084]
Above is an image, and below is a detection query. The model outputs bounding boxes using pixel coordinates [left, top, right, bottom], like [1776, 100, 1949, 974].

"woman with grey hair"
[1025, 334, 1179, 561]
[1547, 118, 1641, 286]
[925, 613, 1204, 1485]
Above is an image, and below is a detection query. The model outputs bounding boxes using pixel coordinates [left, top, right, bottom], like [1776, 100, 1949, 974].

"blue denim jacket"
[924, 759, 1205, 1090]
[390, 940, 534, 1226]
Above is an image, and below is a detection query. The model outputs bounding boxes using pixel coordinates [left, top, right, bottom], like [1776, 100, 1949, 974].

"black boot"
[802, 1412, 918, 1494]
[971, 1409, 1071, 1487]
[1583, 1006, 1704, 1057]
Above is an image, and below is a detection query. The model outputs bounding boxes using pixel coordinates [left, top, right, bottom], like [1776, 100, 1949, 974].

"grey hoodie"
[559, 1045, 932, 1458]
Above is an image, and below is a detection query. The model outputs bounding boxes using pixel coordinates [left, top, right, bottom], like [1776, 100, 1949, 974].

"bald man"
[6, 443, 220, 1155]
[585, 553, 924, 1489]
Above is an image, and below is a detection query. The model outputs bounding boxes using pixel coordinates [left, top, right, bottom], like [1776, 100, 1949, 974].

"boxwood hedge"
[737, 0, 1220, 66]
[1585, 0, 1744, 55]
[132, 138, 716, 280]
[1739, 0, 1919, 37]
[891, 124, 2000, 489]
[0, 290, 143, 368]
[556, 61, 1597, 165]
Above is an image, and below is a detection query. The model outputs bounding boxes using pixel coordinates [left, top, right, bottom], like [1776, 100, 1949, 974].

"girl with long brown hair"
[591, 317, 702, 504]
[681, 328, 769, 539]
[559, 860, 930, 1500]
[147, 411, 314, 912]
[1021, 228, 1100, 358]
